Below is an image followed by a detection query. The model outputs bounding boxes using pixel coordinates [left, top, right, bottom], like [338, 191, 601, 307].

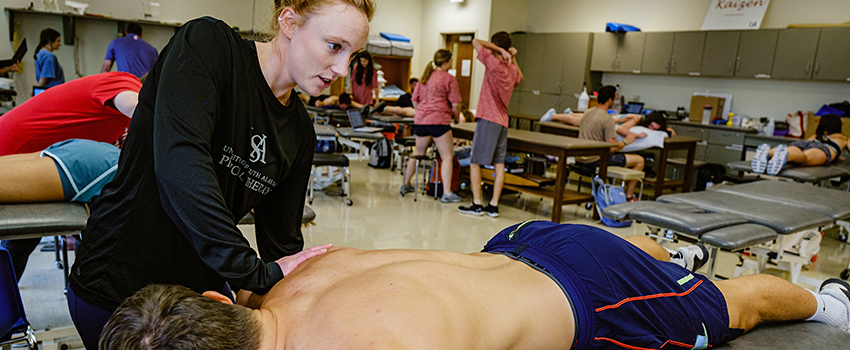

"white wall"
[1, 0, 268, 105]
[420, 0, 492, 109]
[513, 0, 850, 119]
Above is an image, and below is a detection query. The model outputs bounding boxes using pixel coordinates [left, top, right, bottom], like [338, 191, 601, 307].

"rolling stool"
[392, 136, 416, 173]
[309, 153, 353, 206]
[606, 166, 644, 200]
[402, 154, 436, 202]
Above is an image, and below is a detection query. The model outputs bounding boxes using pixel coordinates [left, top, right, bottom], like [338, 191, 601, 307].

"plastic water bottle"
[577, 83, 589, 111]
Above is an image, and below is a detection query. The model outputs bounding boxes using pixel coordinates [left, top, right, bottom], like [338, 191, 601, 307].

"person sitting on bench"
[99, 221, 850, 350]
[752, 114, 847, 176]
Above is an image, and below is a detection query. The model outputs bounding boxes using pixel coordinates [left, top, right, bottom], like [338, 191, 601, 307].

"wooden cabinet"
[590, 32, 645, 73]
[812, 27, 850, 82]
[373, 55, 411, 92]
[641, 31, 704, 76]
[509, 32, 593, 117]
[734, 30, 778, 78]
[771, 28, 820, 80]
[641, 32, 674, 75]
[669, 31, 705, 76]
[701, 31, 739, 77]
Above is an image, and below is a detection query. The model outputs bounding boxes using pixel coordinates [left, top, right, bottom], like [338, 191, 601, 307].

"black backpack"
[695, 163, 726, 191]
[368, 138, 391, 169]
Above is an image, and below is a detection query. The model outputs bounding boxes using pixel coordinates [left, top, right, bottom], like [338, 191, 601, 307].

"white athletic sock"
[806, 289, 850, 331]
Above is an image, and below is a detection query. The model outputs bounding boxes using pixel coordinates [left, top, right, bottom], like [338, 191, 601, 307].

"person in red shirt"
[350, 51, 379, 105]
[400, 49, 462, 203]
[0, 71, 141, 155]
[0, 71, 140, 282]
[458, 32, 523, 217]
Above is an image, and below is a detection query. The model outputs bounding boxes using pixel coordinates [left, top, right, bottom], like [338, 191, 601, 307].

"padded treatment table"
[727, 160, 850, 185]
[715, 321, 850, 349]
[336, 127, 384, 161]
[313, 123, 337, 137]
[0, 203, 314, 292]
[603, 202, 779, 279]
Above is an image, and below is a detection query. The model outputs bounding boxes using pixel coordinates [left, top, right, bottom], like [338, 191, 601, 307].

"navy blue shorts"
[414, 124, 451, 138]
[481, 221, 743, 350]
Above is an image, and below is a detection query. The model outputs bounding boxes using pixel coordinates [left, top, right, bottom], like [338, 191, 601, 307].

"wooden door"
[445, 33, 475, 107]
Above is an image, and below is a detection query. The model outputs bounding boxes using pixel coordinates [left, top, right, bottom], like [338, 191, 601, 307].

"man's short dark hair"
[490, 31, 511, 51]
[99, 284, 260, 350]
[126, 23, 143, 36]
[597, 85, 617, 105]
[640, 111, 669, 135]
[338, 93, 352, 106]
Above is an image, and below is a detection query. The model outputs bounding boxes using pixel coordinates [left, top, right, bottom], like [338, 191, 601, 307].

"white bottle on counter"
[764, 118, 775, 136]
[577, 83, 589, 111]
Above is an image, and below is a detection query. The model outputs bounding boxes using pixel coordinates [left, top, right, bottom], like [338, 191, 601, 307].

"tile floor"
[17, 157, 850, 347]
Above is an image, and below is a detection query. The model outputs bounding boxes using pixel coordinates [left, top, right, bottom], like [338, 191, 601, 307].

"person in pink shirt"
[350, 51, 379, 105]
[458, 32, 523, 218]
[400, 49, 463, 203]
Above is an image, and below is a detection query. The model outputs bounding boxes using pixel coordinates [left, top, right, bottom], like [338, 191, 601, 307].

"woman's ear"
[202, 291, 234, 305]
[278, 7, 301, 40]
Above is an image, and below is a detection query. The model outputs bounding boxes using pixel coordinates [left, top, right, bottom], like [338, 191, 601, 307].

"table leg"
[552, 154, 567, 223]
[655, 147, 669, 199]
[682, 143, 696, 193]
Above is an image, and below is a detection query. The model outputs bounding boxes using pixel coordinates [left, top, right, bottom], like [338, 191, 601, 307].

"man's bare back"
[256, 247, 576, 349]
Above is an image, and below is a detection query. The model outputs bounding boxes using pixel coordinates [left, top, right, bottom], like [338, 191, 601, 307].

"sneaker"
[563, 107, 573, 114]
[767, 144, 788, 176]
[671, 243, 709, 272]
[458, 203, 484, 216]
[540, 108, 556, 122]
[441, 192, 462, 203]
[400, 184, 415, 195]
[627, 195, 638, 203]
[819, 278, 850, 331]
[483, 204, 499, 217]
[751, 143, 770, 174]
[373, 101, 387, 114]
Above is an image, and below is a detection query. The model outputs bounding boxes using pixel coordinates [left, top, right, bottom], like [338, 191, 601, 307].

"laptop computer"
[0, 39, 26, 68]
[346, 109, 383, 133]
[623, 102, 644, 114]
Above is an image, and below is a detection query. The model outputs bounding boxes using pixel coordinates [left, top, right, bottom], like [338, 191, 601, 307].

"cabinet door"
[617, 32, 645, 73]
[813, 27, 850, 82]
[591, 33, 619, 71]
[511, 33, 529, 91]
[540, 33, 571, 94]
[670, 31, 705, 76]
[641, 32, 674, 75]
[521, 34, 547, 92]
[520, 91, 561, 117]
[772, 28, 820, 80]
[558, 33, 593, 110]
[735, 30, 777, 78]
[507, 90, 526, 116]
[701, 31, 739, 77]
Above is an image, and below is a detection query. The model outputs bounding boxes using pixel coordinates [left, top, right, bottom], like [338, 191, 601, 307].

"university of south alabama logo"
[250, 134, 267, 164]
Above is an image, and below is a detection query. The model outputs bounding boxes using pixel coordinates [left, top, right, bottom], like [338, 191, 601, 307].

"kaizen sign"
[701, 0, 771, 30]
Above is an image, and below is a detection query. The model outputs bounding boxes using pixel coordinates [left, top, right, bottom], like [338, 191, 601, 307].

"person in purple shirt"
[101, 22, 158, 78]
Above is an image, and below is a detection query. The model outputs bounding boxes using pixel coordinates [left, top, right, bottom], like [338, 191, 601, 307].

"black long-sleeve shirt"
[70, 17, 315, 310]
